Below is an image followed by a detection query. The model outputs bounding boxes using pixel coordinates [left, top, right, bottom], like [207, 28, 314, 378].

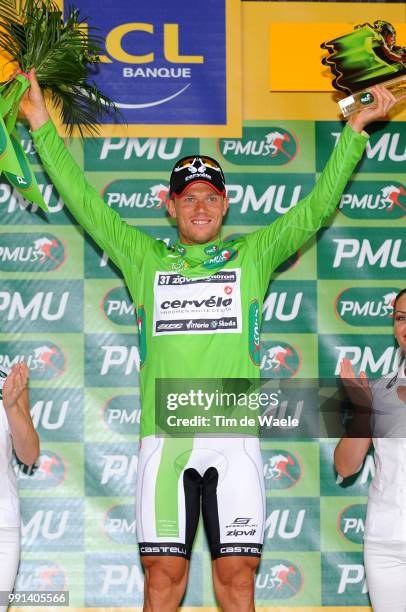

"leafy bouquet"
[0, 0, 118, 210]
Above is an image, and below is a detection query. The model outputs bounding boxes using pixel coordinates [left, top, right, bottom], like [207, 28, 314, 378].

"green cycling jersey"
[32, 121, 368, 437]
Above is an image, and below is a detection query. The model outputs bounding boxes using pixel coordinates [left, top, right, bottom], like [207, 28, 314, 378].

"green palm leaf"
[0, 0, 120, 135]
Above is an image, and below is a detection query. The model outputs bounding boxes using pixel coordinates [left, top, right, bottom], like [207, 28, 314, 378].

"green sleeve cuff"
[343, 121, 369, 141]
[31, 117, 57, 140]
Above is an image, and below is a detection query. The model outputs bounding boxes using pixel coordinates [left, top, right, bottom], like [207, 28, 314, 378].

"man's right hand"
[18, 68, 50, 131]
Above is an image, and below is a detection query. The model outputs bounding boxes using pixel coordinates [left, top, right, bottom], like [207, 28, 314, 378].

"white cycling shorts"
[136, 436, 265, 560]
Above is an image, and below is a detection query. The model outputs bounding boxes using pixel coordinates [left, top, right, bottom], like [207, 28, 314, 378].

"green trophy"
[321, 20, 406, 117]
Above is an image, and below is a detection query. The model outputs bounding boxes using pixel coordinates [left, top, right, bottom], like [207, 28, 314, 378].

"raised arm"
[246, 86, 405, 292]
[19, 69, 156, 271]
[3, 364, 39, 466]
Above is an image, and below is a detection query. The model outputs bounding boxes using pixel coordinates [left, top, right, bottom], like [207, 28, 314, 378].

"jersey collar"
[174, 238, 223, 260]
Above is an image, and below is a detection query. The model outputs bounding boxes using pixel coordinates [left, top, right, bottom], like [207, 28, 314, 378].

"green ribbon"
[0, 75, 48, 211]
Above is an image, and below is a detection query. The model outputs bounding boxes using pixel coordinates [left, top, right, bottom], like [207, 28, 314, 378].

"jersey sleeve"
[31, 119, 156, 271]
[245, 123, 368, 293]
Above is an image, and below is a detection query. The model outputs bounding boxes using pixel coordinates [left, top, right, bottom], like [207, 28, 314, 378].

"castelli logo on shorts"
[0, 232, 66, 272]
[255, 558, 303, 600]
[338, 504, 366, 545]
[262, 449, 303, 490]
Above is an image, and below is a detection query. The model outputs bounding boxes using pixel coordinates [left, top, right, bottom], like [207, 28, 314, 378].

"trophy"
[321, 20, 406, 117]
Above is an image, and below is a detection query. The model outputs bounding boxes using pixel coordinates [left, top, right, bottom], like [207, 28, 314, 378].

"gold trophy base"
[339, 74, 406, 117]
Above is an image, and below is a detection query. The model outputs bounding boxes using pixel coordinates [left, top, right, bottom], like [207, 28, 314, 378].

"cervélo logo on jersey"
[220, 127, 299, 165]
[339, 180, 406, 219]
[335, 287, 399, 327]
[103, 179, 169, 216]
[153, 269, 242, 335]
[0, 232, 66, 272]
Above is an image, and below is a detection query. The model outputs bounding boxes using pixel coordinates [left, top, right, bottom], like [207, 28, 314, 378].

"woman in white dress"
[0, 363, 39, 610]
[334, 289, 406, 611]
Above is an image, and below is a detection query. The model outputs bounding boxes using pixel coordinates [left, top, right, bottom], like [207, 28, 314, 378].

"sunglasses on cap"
[172, 156, 225, 178]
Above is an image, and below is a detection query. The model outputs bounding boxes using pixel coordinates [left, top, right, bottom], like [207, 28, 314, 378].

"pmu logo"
[103, 504, 137, 544]
[100, 345, 140, 376]
[103, 180, 169, 216]
[255, 559, 303, 599]
[338, 504, 366, 545]
[335, 287, 399, 326]
[16, 451, 66, 489]
[332, 343, 402, 377]
[339, 181, 406, 219]
[318, 228, 405, 279]
[101, 394, 141, 435]
[260, 341, 301, 378]
[0, 232, 66, 272]
[220, 127, 299, 165]
[264, 508, 305, 541]
[0, 280, 82, 333]
[263, 289, 303, 325]
[262, 449, 302, 489]
[21, 498, 83, 551]
[322, 124, 406, 172]
[15, 560, 67, 591]
[0, 342, 66, 380]
[225, 175, 312, 225]
[72, 0, 226, 125]
[102, 286, 135, 326]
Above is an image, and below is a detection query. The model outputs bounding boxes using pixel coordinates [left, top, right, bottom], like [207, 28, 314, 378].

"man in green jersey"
[19, 72, 402, 611]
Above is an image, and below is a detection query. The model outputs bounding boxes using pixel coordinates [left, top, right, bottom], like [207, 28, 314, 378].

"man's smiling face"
[166, 182, 229, 245]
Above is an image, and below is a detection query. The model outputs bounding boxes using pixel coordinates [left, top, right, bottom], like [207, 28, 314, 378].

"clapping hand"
[3, 363, 29, 411]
